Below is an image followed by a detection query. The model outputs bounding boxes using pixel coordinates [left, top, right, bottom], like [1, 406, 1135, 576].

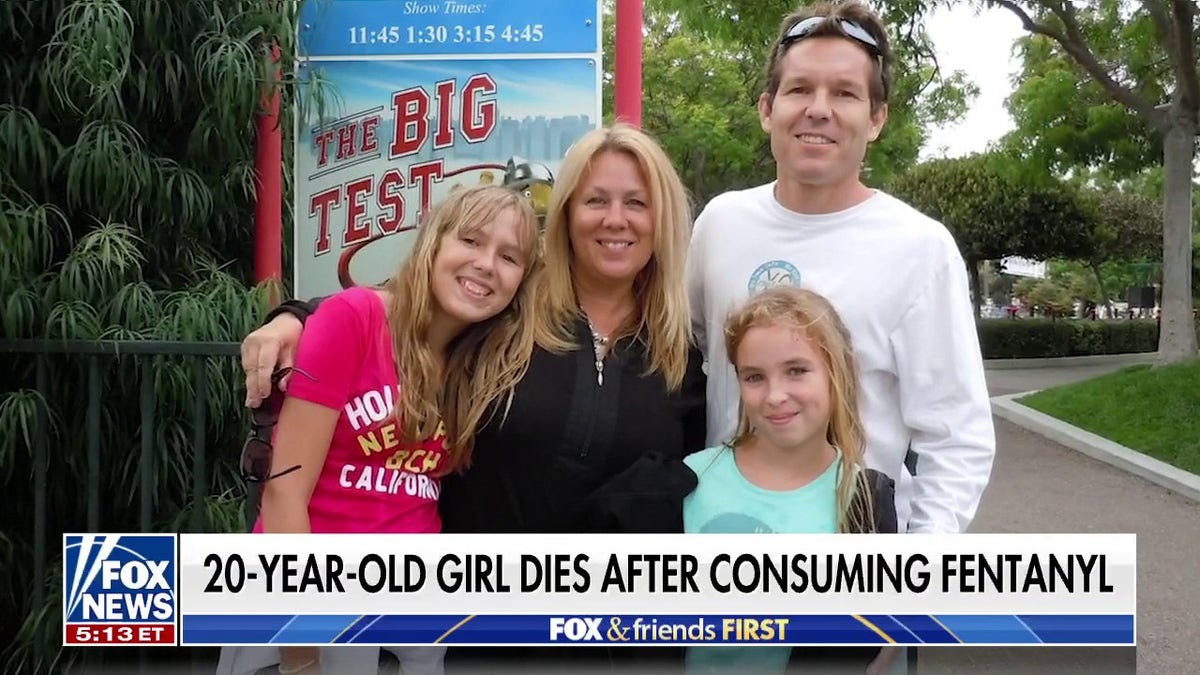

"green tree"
[1029, 277, 1076, 316]
[887, 153, 1092, 315]
[602, 2, 771, 205]
[1012, 275, 1040, 301]
[0, 0, 297, 668]
[1110, 167, 1200, 308]
[1046, 258, 1159, 306]
[1075, 187, 1163, 307]
[1001, 18, 1161, 175]
[642, 26, 768, 204]
[651, 0, 978, 189]
[985, 0, 1198, 363]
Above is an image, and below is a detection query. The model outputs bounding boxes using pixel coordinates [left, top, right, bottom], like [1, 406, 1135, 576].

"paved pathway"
[983, 358, 1156, 397]
[919, 362, 1200, 674]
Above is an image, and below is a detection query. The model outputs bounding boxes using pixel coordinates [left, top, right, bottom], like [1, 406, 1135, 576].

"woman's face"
[567, 150, 655, 291]
[430, 207, 529, 328]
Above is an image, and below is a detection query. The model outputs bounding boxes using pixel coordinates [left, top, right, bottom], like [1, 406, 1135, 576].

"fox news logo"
[63, 534, 176, 646]
[549, 617, 603, 641]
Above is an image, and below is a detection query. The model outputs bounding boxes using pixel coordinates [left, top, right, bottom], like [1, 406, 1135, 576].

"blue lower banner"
[181, 614, 1134, 646]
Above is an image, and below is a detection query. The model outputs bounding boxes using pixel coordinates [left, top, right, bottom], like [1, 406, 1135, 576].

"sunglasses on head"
[240, 366, 316, 484]
[782, 16, 884, 65]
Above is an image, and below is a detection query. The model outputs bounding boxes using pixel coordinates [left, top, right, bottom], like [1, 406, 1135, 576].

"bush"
[978, 319, 1161, 359]
[0, 1, 297, 670]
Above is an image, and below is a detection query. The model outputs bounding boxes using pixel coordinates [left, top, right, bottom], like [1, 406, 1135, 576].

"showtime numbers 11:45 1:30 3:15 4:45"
[349, 24, 545, 46]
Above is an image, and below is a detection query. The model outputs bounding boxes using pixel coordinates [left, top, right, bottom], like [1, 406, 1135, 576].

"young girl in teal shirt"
[684, 286, 898, 674]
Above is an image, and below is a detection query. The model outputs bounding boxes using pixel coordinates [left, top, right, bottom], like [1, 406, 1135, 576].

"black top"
[440, 317, 707, 534]
[271, 299, 707, 533]
[273, 302, 704, 668]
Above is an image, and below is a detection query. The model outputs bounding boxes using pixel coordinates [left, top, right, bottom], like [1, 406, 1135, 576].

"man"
[687, 1, 995, 536]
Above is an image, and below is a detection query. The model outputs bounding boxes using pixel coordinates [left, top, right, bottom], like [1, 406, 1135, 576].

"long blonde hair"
[535, 124, 693, 390]
[381, 185, 541, 474]
[723, 286, 873, 532]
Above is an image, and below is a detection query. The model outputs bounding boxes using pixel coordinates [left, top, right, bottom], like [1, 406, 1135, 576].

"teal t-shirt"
[682, 445, 841, 674]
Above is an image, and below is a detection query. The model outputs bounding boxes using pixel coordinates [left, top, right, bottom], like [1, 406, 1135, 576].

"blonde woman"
[684, 286, 897, 674]
[241, 125, 707, 669]
[440, 123, 704, 531]
[222, 185, 541, 675]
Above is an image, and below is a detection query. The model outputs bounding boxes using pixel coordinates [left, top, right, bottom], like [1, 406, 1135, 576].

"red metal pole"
[614, 0, 643, 128]
[254, 43, 283, 287]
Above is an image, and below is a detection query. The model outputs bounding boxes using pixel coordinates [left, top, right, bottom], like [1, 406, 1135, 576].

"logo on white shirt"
[748, 260, 801, 294]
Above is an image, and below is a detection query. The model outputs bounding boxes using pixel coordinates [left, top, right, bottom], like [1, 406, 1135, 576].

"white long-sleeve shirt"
[686, 184, 995, 533]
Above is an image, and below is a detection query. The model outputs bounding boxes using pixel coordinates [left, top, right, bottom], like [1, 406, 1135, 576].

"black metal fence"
[0, 339, 243, 671]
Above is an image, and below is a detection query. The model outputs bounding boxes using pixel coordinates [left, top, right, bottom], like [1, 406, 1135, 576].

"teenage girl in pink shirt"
[220, 185, 541, 675]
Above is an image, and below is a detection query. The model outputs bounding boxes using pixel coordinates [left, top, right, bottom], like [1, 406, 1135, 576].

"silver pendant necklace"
[587, 317, 609, 386]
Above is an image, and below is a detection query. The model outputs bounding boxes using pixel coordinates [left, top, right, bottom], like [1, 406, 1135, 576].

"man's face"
[759, 36, 888, 191]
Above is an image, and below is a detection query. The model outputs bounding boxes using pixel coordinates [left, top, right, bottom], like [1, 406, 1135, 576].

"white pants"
[886, 647, 910, 674]
[216, 645, 446, 675]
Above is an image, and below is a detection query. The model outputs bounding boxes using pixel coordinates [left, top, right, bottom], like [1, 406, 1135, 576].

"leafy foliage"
[0, 0, 302, 668]
[1078, 188, 1163, 261]
[1001, 19, 1163, 175]
[648, 0, 976, 196]
[889, 154, 1092, 259]
[888, 153, 1091, 312]
[1036, 258, 1157, 308]
[627, 3, 770, 205]
[977, 318, 1162, 358]
[981, 0, 1198, 362]
[997, 186, 1154, 305]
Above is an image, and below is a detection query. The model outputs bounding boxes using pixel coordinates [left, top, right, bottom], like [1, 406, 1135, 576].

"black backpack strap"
[867, 468, 898, 533]
[848, 468, 898, 533]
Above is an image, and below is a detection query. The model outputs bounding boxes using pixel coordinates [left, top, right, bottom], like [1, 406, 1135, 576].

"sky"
[921, 3, 1029, 159]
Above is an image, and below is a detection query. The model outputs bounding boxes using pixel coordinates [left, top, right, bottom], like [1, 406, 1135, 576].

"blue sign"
[181, 613, 1136, 646]
[292, 0, 601, 296]
[299, 0, 599, 57]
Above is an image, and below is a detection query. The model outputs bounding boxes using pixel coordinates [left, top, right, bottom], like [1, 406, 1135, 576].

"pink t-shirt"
[254, 286, 444, 534]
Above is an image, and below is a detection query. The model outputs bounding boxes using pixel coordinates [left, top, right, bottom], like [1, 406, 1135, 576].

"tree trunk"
[1090, 261, 1110, 313]
[967, 258, 982, 319]
[1157, 117, 1198, 363]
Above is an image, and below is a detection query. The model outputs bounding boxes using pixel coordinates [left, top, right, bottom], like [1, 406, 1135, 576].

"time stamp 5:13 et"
[349, 24, 546, 45]
[67, 624, 173, 644]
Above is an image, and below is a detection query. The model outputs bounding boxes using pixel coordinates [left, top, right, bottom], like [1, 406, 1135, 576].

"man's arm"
[889, 257, 996, 534]
[241, 296, 326, 407]
[263, 297, 324, 326]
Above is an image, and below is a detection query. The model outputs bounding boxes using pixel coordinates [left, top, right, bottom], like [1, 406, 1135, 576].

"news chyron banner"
[64, 533, 1136, 647]
[293, 0, 602, 297]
